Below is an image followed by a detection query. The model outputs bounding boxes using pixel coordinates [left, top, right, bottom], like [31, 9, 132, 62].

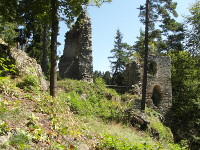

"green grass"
[0, 77, 187, 149]
[57, 78, 186, 149]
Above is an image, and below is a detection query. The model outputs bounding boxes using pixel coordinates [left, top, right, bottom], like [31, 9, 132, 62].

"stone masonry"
[127, 55, 172, 115]
[59, 12, 93, 82]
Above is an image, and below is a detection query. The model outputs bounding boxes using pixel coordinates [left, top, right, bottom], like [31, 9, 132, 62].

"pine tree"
[136, 0, 184, 55]
[108, 29, 132, 85]
[103, 71, 112, 85]
[108, 29, 131, 75]
[184, 0, 200, 55]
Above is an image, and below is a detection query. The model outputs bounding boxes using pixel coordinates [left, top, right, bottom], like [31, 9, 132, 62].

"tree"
[137, 0, 184, 55]
[0, 15, 18, 45]
[49, 0, 59, 96]
[184, 0, 200, 55]
[165, 2, 200, 149]
[17, 0, 51, 76]
[0, 0, 20, 45]
[0, 0, 52, 76]
[0, 0, 112, 96]
[109, 30, 132, 73]
[137, 0, 183, 110]
[103, 71, 112, 85]
[108, 29, 132, 85]
[0, 0, 18, 23]
[141, 0, 150, 111]
[167, 50, 200, 149]
[49, 0, 112, 96]
[93, 70, 103, 81]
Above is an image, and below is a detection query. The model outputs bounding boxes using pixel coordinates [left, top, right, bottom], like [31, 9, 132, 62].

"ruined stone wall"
[146, 55, 172, 114]
[59, 12, 93, 82]
[127, 55, 172, 115]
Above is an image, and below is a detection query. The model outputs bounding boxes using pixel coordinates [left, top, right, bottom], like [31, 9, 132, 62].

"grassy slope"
[0, 77, 186, 150]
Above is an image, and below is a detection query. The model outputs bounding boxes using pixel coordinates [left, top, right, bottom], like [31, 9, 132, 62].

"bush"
[0, 77, 19, 97]
[58, 79, 124, 120]
[98, 133, 160, 150]
[17, 75, 39, 92]
[0, 58, 17, 76]
[0, 44, 18, 76]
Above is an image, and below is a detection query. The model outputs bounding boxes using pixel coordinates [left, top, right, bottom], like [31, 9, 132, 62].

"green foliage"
[93, 71, 112, 85]
[17, 75, 39, 92]
[94, 77, 106, 87]
[98, 133, 184, 150]
[0, 0, 18, 22]
[146, 109, 174, 143]
[58, 78, 123, 120]
[108, 29, 132, 75]
[93, 70, 103, 81]
[0, 57, 17, 76]
[0, 44, 18, 76]
[58, 79, 185, 149]
[167, 50, 200, 149]
[136, 0, 184, 55]
[9, 129, 31, 149]
[0, 76, 185, 149]
[103, 71, 112, 85]
[184, 0, 200, 55]
[0, 120, 10, 136]
[98, 133, 152, 150]
[0, 15, 17, 45]
[0, 77, 19, 97]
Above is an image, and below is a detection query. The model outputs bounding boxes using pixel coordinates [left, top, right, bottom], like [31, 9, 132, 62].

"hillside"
[0, 76, 187, 149]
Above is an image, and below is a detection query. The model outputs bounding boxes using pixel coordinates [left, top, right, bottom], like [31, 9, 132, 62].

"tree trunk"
[42, 23, 48, 76]
[141, 0, 150, 111]
[50, 0, 59, 97]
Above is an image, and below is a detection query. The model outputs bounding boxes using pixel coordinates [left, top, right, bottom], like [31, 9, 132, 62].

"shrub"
[0, 58, 17, 76]
[0, 44, 18, 76]
[146, 108, 174, 143]
[58, 79, 124, 120]
[17, 75, 39, 92]
[98, 133, 155, 150]
[0, 77, 19, 97]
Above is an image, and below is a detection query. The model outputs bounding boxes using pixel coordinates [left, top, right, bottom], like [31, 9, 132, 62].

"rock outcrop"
[59, 12, 93, 82]
[0, 38, 47, 90]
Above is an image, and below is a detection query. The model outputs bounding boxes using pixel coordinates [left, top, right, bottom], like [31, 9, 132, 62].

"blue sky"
[58, 0, 197, 72]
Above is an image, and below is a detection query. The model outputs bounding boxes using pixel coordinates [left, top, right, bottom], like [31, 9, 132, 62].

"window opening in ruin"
[151, 85, 162, 107]
[148, 61, 157, 76]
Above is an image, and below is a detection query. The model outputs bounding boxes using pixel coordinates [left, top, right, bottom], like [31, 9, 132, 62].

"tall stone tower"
[59, 12, 93, 81]
[127, 55, 172, 115]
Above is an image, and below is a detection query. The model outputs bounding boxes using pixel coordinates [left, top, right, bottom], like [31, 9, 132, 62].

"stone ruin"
[59, 12, 93, 82]
[126, 55, 172, 115]
[57, 11, 172, 115]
